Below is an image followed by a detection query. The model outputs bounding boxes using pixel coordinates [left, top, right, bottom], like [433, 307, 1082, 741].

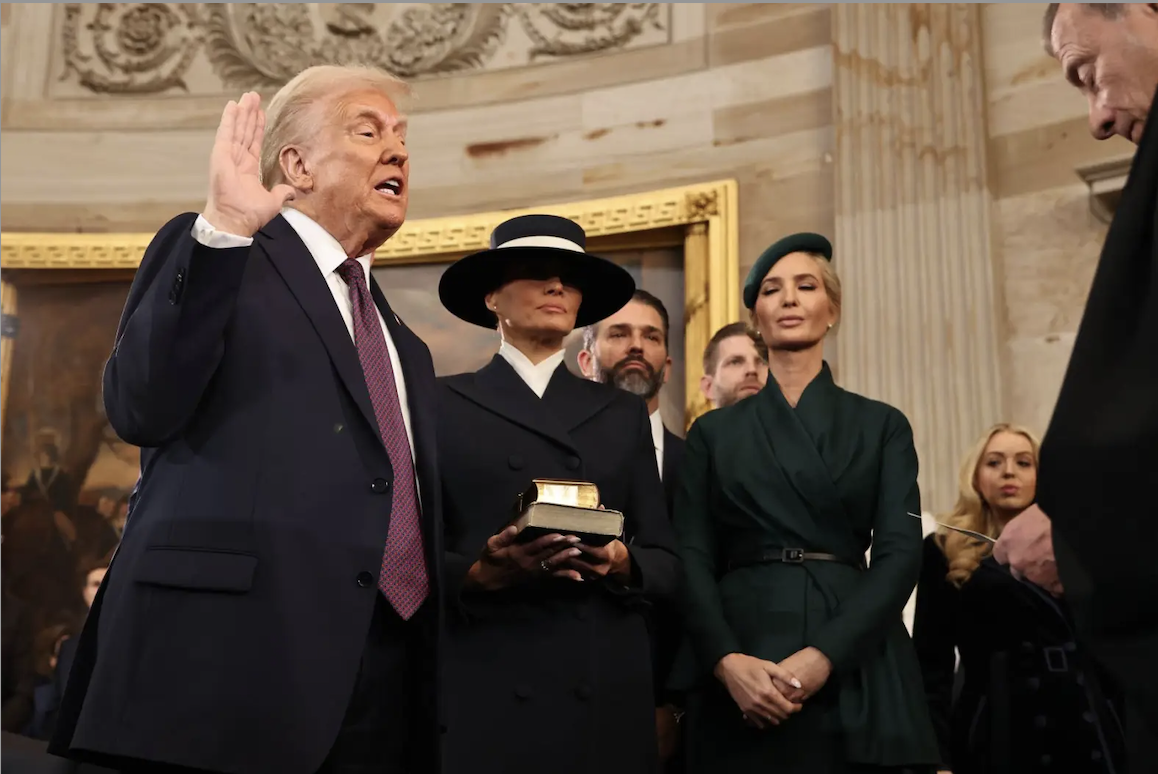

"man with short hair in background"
[699, 322, 768, 411]
[578, 289, 685, 770]
[994, 4, 1158, 769]
[579, 289, 684, 501]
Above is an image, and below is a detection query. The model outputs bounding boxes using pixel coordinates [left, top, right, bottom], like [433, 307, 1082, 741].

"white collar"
[649, 409, 665, 453]
[498, 341, 566, 399]
[281, 207, 373, 277]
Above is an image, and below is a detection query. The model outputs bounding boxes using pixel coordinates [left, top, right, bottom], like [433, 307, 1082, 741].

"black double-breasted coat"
[913, 536, 1126, 774]
[437, 355, 680, 774]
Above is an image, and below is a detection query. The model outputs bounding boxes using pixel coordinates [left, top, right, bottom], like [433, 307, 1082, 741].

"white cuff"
[191, 214, 254, 249]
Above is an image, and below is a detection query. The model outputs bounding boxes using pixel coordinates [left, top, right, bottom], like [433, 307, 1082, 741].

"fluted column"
[832, 4, 1006, 514]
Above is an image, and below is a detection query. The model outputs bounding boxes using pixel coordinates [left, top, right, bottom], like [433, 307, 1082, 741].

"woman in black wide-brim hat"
[435, 214, 681, 774]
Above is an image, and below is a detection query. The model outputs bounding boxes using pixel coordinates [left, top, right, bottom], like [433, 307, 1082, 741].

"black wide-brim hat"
[438, 213, 636, 329]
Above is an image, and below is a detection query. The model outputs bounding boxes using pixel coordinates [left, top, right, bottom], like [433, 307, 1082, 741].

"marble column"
[832, 3, 1007, 514]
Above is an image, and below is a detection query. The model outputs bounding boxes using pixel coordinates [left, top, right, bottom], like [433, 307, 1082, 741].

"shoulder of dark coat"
[436, 372, 475, 389]
[686, 395, 755, 440]
[838, 388, 914, 432]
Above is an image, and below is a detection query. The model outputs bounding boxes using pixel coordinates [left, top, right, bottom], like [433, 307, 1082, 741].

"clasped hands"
[714, 647, 833, 730]
[467, 526, 631, 592]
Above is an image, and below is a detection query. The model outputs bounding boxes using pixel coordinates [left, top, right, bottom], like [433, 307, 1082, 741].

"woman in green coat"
[672, 233, 941, 774]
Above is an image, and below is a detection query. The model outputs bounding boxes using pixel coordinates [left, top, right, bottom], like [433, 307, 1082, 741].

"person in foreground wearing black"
[914, 423, 1125, 774]
[50, 64, 444, 774]
[997, 6, 1158, 768]
[434, 214, 681, 774]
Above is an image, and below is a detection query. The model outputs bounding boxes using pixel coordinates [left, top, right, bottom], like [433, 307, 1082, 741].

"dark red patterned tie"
[336, 259, 429, 620]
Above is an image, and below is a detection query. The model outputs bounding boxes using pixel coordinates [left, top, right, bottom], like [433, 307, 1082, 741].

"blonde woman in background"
[913, 424, 1126, 774]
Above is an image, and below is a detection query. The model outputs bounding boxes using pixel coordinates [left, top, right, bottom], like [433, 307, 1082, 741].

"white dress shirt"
[649, 410, 665, 480]
[497, 340, 566, 399]
[190, 210, 417, 463]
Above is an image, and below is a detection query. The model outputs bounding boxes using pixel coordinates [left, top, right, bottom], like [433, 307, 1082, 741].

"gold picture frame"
[0, 178, 740, 431]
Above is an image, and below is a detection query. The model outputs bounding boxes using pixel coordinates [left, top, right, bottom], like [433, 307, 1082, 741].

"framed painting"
[0, 179, 738, 669]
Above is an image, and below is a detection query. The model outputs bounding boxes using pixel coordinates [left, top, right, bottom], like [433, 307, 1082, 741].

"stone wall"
[981, 3, 1135, 436]
[0, 2, 835, 290]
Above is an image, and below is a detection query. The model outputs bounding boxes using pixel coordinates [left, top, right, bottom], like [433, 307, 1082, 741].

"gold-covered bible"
[510, 479, 624, 546]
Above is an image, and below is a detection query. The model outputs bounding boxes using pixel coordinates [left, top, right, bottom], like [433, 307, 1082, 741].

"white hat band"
[495, 235, 584, 253]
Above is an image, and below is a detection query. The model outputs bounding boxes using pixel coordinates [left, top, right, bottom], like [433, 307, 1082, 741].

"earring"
[828, 323, 834, 329]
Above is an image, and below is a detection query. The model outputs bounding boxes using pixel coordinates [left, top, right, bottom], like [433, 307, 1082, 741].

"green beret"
[742, 232, 833, 309]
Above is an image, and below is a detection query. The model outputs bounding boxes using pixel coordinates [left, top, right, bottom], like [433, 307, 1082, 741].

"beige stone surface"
[981, 2, 1128, 437]
[832, 3, 1006, 514]
[0, 2, 836, 292]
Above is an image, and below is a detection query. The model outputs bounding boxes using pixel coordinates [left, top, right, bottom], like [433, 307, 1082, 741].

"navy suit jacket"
[49, 213, 444, 774]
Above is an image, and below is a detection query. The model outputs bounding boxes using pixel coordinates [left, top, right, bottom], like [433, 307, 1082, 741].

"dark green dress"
[671, 363, 940, 773]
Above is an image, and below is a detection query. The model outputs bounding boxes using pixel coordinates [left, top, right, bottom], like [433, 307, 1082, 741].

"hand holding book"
[466, 480, 632, 590]
[561, 538, 633, 584]
[466, 528, 584, 591]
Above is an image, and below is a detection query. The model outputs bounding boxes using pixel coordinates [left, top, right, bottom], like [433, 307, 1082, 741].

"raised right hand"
[466, 526, 584, 591]
[202, 92, 296, 237]
[714, 652, 803, 729]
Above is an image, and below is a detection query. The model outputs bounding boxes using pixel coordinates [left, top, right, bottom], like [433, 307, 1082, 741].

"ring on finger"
[540, 559, 552, 573]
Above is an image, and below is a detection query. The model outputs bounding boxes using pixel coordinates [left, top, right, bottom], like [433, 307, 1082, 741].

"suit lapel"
[541, 366, 618, 433]
[448, 356, 579, 454]
[256, 215, 381, 448]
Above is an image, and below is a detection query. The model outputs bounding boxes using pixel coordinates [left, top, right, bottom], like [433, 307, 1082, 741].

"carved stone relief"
[57, 3, 670, 96]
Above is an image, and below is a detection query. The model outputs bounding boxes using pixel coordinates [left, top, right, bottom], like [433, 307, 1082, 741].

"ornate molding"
[1075, 154, 1134, 225]
[61, 3, 203, 94]
[1, 180, 736, 270]
[0, 179, 739, 431]
[60, 3, 669, 94]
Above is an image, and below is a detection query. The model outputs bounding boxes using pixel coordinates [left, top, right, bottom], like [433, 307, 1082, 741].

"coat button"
[566, 456, 580, 470]
[508, 455, 524, 470]
[575, 684, 592, 701]
[371, 478, 389, 493]
[574, 607, 589, 621]
[514, 684, 532, 701]
[1064, 641, 1077, 653]
[1041, 754, 1052, 766]
[1034, 715, 1048, 729]
[356, 571, 374, 588]
[1083, 711, 1096, 724]
[1026, 677, 1041, 690]
[1020, 641, 1035, 653]
[1091, 750, 1103, 762]
[334, 423, 344, 433]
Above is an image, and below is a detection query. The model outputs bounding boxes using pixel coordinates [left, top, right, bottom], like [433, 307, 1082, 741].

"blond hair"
[259, 65, 411, 188]
[937, 422, 1042, 587]
[748, 252, 843, 338]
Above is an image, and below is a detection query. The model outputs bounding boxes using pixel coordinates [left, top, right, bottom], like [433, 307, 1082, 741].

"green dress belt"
[725, 546, 866, 573]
